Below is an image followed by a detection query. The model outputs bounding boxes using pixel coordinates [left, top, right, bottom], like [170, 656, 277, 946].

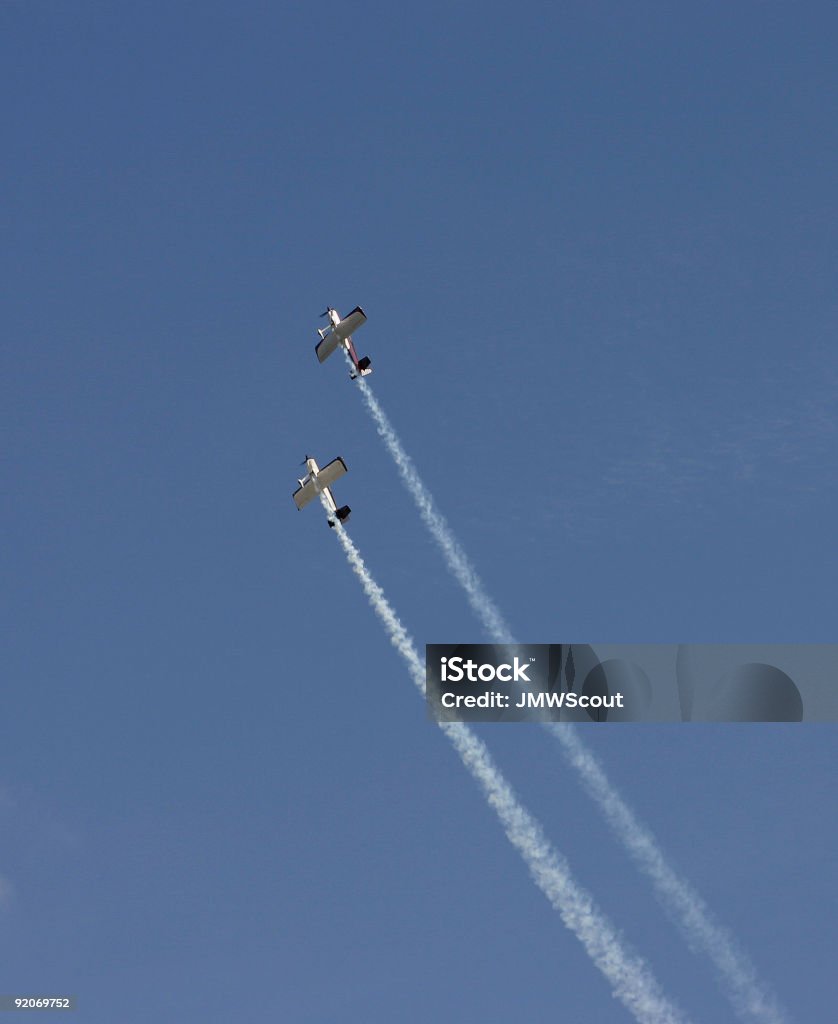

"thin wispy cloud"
[553, 357, 838, 534]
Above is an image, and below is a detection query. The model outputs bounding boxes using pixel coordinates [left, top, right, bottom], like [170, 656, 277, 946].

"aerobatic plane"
[292, 455, 351, 527]
[315, 306, 372, 379]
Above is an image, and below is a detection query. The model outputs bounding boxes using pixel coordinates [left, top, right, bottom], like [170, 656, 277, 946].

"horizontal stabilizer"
[329, 505, 351, 528]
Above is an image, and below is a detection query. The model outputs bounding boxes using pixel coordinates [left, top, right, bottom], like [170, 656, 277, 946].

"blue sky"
[2, 3, 836, 1021]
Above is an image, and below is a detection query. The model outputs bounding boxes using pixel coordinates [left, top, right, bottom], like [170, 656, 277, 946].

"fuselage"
[299, 458, 336, 513]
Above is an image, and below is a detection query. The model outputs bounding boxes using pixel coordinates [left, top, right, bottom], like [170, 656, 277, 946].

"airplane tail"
[329, 505, 352, 527]
[350, 357, 372, 380]
[346, 337, 372, 379]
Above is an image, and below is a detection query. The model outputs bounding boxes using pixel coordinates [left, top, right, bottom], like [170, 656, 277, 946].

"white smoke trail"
[548, 723, 789, 1024]
[326, 511, 691, 1024]
[355, 376, 515, 643]
[351, 382, 790, 1024]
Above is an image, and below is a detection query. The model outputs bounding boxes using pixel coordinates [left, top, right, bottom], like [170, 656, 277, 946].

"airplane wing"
[315, 332, 340, 363]
[333, 306, 367, 341]
[317, 456, 348, 488]
[292, 478, 318, 510]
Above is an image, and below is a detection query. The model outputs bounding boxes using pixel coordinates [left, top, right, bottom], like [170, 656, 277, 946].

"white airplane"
[315, 306, 372, 379]
[292, 455, 351, 527]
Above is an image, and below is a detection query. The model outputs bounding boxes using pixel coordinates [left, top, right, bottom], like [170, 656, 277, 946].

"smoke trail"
[548, 723, 789, 1024]
[326, 511, 691, 1024]
[355, 376, 515, 643]
[351, 382, 790, 1024]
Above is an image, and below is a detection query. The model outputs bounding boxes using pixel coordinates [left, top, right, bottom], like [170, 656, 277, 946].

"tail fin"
[349, 358, 372, 380]
[347, 338, 372, 379]
[329, 505, 352, 527]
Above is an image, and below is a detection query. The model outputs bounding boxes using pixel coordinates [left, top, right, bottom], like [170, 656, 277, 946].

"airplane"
[292, 455, 351, 527]
[315, 306, 372, 379]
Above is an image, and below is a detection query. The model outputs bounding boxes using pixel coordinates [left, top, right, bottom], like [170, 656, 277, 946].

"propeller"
[319, 308, 332, 318]
[299, 454, 312, 465]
